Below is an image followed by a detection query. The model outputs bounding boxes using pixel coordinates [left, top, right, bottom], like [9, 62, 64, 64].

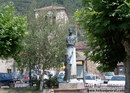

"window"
[7, 69, 12, 73]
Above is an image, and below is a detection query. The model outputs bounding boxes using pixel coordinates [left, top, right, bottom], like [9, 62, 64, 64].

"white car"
[104, 72, 114, 80]
[85, 75, 103, 86]
[70, 79, 83, 83]
[103, 72, 114, 83]
[107, 75, 125, 86]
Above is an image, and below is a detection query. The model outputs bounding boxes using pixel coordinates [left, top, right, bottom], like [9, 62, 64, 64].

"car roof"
[113, 75, 125, 77]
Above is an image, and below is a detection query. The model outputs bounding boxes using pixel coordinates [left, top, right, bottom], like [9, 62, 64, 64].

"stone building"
[0, 59, 15, 73]
[75, 41, 100, 75]
[34, 5, 69, 25]
[115, 62, 125, 75]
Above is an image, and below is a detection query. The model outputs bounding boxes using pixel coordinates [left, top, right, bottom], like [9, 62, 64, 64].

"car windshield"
[105, 72, 114, 76]
[58, 73, 64, 78]
[85, 75, 96, 80]
[111, 76, 125, 81]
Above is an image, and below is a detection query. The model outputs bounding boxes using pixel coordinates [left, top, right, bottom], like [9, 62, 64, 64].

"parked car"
[57, 73, 84, 83]
[22, 71, 38, 83]
[0, 73, 15, 88]
[57, 73, 64, 83]
[22, 72, 30, 83]
[103, 72, 114, 83]
[70, 79, 83, 83]
[85, 74, 103, 86]
[107, 75, 125, 86]
[12, 72, 23, 82]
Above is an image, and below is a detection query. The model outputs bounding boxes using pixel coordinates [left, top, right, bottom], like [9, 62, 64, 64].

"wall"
[0, 59, 14, 73]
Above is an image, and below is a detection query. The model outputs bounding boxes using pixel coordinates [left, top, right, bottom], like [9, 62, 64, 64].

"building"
[34, 5, 69, 25]
[0, 59, 15, 73]
[75, 41, 100, 75]
[76, 51, 86, 79]
[75, 41, 86, 79]
[115, 62, 125, 75]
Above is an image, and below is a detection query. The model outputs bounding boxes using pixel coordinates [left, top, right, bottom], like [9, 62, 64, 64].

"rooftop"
[75, 41, 87, 50]
[34, 5, 66, 11]
[76, 51, 86, 61]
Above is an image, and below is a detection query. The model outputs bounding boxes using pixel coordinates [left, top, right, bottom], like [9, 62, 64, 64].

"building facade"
[0, 59, 15, 73]
[75, 41, 100, 75]
[34, 5, 69, 25]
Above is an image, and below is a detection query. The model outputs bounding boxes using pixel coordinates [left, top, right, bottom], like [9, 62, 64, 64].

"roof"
[76, 56, 86, 61]
[76, 51, 86, 61]
[75, 41, 87, 50]
[117, 62, 124, 66]
[34, 5, 66, 11]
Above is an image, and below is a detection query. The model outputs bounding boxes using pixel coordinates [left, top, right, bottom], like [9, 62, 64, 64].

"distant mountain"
[0, 0, 82, 16]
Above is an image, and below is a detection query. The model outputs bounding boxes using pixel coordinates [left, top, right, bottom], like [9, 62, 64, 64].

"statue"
[64, 27, 77, 82]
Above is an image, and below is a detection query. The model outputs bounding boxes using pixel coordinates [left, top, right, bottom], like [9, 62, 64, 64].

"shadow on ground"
[0, 88, 40, 93]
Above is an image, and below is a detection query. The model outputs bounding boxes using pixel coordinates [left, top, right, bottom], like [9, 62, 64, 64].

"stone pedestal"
[54, 83, 88, 93]
[59, 83, 84, 89]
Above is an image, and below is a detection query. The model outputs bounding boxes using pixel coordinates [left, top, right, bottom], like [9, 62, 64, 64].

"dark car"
[0, 73, 15, 88]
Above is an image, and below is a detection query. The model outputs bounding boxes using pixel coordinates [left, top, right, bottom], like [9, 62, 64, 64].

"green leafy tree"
[31, 15, 67, 70]
[13, 0, 36, 72]
[75, 0, 130, 92]
[15, 10, 68, 89]
[0, 3, 27, 58]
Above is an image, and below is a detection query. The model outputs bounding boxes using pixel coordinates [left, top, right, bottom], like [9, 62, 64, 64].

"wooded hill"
[0, 0, 82, 16]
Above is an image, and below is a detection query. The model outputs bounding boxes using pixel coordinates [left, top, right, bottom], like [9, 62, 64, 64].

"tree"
[0, 3, 27, 58]
[15, 10, 68, 89]
[31, 15, 67, 70]
[75, 0, 130, 93]
[35, 15, 68, 90]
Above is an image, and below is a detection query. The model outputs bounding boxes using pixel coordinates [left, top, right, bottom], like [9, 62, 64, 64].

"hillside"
[0, 0, 82, 16]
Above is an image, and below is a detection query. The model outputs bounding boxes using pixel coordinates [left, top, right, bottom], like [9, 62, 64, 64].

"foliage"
[15, 13, 68, 89]
[45, 76, 58, 88]
[75, 0, 130, 71]
[15, 10, 68, 71]
[0, 3, 27, 58]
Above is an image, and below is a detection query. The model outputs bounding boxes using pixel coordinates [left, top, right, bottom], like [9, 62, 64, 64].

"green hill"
[0, 0, 82, 16]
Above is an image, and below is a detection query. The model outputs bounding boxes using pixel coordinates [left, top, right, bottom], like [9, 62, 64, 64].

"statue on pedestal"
[64, 27, 77, 82]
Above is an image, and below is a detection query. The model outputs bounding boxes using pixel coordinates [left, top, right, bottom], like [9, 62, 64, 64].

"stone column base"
[54, 83, 88, 93]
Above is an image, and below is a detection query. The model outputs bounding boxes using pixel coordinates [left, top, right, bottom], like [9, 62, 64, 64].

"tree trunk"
[124, 56, 130, 93]
[40, 71, 44, 91]
[123, 41, 130, 93]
